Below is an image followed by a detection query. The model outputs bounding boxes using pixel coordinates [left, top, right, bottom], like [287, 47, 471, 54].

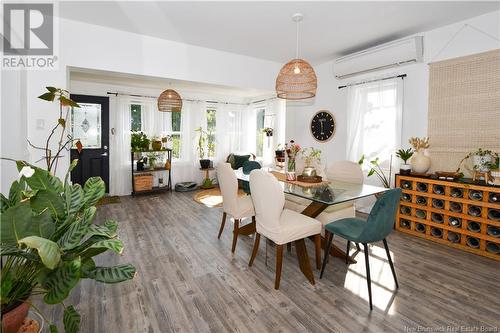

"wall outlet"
[36, 119, 45, 129]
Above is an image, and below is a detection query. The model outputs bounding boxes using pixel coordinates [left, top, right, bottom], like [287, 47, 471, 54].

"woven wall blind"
[428, 49, 500, 174]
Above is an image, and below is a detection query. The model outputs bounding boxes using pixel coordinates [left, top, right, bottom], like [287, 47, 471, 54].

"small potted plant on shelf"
[131, 132, 150, 152]
[146, 152, 159, 170]
[195, 127, 211, 169]
[262, 127, 274, 137]
[395, 148, 414, 175]
[161, 135, 171, 150]
[151, 136, 162, 151]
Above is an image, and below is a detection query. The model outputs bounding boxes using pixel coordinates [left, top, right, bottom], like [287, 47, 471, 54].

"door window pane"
[71, 103, 101, 148]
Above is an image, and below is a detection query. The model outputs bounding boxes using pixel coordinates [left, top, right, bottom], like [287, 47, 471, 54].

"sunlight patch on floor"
[343, 244, 398, 313]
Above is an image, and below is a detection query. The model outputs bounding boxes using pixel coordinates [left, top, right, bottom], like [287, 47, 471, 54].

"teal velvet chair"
[241, 161, 261, 194]
[320, 188, 402, 310]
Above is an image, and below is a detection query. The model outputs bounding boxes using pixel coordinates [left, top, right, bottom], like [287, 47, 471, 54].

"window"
[169, 112, 182, 159]
[346, 78, 403, 183]
[130, 104, 142, 132]
[255, 108, 265, 157]
[206, 108, 216, 158]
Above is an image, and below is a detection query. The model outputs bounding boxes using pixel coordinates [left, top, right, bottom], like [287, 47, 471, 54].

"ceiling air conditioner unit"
[334, 36, 423, 79]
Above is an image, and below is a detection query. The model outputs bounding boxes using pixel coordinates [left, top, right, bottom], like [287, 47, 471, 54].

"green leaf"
[30, 189, 65, 220]
[59, 96, 80, 108]
[88, 220, 117, 238]
[367, 169, 375, 177]
[80, 258, 96, 278]
[58, 207, 95, 250]
[65, 184, 84, 217]
[0, 244, 40, 261]
[89, 239, 123, 254]
[32, 209, 55, 239]
[89, 264, 136, 283]
[1, 193, 11, 213]
[38, 92, 55, 101]
[42, 258, 81, 304]
[1, 272, 13, 301]
[82, 177, 105, 208]
[46, 86, 57, 93]
[63, 305, 81, 333]
[49, 324, 59, 333]
[8, 179, 26, 206]
[18, 236, 61, 269]
[1, 202, 36, 244]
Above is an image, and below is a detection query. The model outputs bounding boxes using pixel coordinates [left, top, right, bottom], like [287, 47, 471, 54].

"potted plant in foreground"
[1, 87, 136, 333]
[195, 127, 211, 169]
[396, 148, 414, 175]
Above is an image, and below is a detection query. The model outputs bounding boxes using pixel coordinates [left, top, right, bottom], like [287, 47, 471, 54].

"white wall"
[1, 17, 282, 193]
[286, 10, 500, 167]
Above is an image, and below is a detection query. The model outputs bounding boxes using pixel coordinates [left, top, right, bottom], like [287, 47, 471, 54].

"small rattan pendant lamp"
[158, 89, 182, 112]
[276, 13, 317, 100]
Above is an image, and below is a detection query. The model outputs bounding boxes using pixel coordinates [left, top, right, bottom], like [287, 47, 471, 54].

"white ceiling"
[70, 68, 272, 98]
[59, 1, 499, 64]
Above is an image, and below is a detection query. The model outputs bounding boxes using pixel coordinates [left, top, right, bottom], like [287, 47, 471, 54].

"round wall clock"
[310, 110, 336, 142]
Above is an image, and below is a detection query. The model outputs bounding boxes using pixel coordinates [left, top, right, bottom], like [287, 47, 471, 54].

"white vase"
[411, 150, 431, 173]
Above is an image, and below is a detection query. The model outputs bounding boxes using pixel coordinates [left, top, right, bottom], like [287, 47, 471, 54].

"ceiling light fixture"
[275, 13, 317, 100]
[158, 89, 182, 112]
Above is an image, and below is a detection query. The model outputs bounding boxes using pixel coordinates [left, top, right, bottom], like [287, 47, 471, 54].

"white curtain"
[109, 96, 132, 196]
[346, 77, 403, 211]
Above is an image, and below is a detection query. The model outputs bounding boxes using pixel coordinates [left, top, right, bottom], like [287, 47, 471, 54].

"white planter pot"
[473, 154, 493, 172]
[400, 164, 411, 175]
[411, 151, 431, 173]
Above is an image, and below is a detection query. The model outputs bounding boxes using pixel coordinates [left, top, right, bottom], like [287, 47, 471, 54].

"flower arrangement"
[409, 137, 430, 152]
[285, 140, 301, 171]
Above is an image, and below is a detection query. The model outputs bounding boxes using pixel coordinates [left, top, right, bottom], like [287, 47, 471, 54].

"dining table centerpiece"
[301, 147, 322, 177]
[285, 140, 301, 180]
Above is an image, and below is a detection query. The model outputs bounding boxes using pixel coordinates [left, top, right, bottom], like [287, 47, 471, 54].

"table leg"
[294, 239, 315, 285]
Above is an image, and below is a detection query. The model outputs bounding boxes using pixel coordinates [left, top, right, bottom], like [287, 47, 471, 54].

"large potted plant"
[195, 127, 211, 169]
[395, 148, 414, 175]
[1, 87, 136, 333]
[1, 161, 136, 333]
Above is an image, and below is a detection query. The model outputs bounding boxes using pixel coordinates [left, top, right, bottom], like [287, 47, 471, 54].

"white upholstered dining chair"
[248, 170, 322, 289]
[216, 163, 256, 253]
[285, 160, 364, 226]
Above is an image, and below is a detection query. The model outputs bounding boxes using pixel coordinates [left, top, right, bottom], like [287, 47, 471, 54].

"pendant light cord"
[295, 19, 300, 59]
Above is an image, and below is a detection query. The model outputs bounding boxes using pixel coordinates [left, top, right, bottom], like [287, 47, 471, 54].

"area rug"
[194, 188, 246, 208]
[97, 196, 121, 206]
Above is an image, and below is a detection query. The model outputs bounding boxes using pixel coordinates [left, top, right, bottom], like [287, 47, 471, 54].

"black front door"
[70, 94, 109, 192]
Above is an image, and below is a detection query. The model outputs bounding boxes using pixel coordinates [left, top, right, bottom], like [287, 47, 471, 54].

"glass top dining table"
[235, 168, 388, 206]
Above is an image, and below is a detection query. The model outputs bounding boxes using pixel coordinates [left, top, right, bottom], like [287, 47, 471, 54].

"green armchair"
[320, 188, 402, 310]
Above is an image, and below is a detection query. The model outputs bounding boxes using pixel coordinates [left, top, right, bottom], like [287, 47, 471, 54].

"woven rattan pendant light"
[158, 89, 182, 112]
[276, 13, 317, 100]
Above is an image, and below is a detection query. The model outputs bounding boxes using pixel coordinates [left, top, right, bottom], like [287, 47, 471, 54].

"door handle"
[101, 152, 108, 157]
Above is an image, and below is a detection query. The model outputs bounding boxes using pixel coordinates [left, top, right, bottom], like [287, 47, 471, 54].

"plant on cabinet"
[395, 148, 414, 175]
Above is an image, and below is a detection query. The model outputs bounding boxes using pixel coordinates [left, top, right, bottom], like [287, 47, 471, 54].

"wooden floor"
[41, 191, 500, 332]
